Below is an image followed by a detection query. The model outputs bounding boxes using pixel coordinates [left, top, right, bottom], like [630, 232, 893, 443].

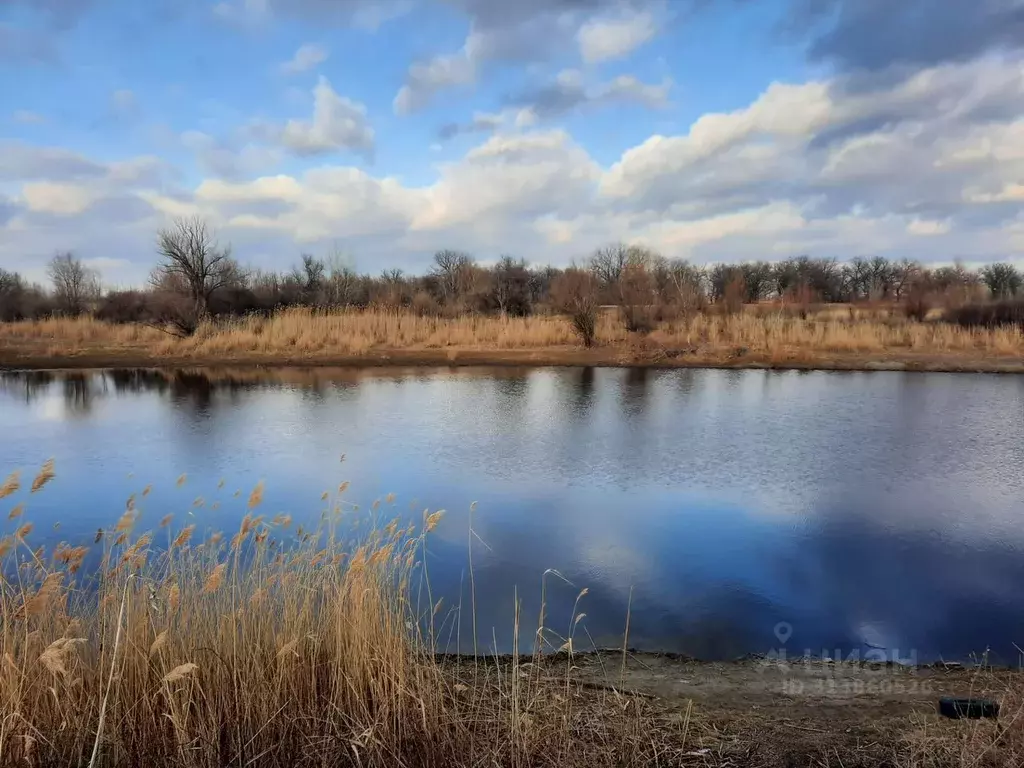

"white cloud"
[257, 76, 375, 156]
[181, 130, 283, 179]
[908, 218, 952, 236]
[394, 51, 476, 115]
[392, 1, 632, 113]
[280, 43, 329, 75]
[510, 70, 670, 122]
[3, 56, 1024, 281]
[577, 9, 657, 63]
[600, 57, 1024, 232]
[20, 182, 99, 215]
[966, 182, 1024, 203]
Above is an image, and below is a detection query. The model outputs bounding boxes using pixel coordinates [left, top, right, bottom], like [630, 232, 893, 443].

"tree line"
[1, 216, 1022, 340]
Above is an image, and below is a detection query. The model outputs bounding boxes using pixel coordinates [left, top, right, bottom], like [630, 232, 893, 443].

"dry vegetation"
[0, 462, 688, 768]
[1, 305, 1023, 371]
[3, 460, 1024, 767]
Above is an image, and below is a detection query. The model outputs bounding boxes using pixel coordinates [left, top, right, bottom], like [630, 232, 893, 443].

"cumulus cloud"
[0, 143, 172, 284]
[181, 131, 284, 180]
[600, 57, 1024, 230]
[577, 8, 657, 63]
[394, 50, 477, 115]
[0, 142, 107, 181]
[4, 53, 1024, 282]
[393, 0, 661, 113]
[512, 70, 670, 120]
[253, 77, 375, 157]
[280, 43, 329, 75]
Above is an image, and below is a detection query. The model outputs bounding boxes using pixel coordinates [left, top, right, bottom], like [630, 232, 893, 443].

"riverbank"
[2, 308, 1023, 373]
[521, 651, 1024, 767]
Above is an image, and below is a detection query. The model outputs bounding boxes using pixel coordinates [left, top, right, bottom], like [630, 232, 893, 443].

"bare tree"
[431, 250, 475, 305]
[292, 254, 326, 304]
[890, 259, 920, 301]
[0, 268, 27, 321]
[492, 255, 532, 316]
[47, 252, 99, 315]
[589, 243, 629, 288]
[617, 259, 658, 333]
[551, 268, 600, 347]
[154, 216, 235, 319]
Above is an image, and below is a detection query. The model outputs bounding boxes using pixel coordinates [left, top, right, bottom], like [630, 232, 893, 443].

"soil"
[509, 652, 1022, 766]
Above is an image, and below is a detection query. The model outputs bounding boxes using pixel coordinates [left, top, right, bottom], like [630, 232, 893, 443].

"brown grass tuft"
[19, 573, 63, 618]
[30, 459, 55, 493]
[167, 583, 180, 613]
[8, 503, 23, 520]
[171, 525, 195, 548]
[162, 662, 198, 684]
[149, 630, 169, 658]
[247, 481, 264, 510]
[0, 471, 19, 499]
[202, 563, 226, 594]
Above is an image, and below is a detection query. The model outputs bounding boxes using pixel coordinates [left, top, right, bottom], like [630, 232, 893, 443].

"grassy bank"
[3, 463, 1024, 767]
[1, 306, 1023, 372]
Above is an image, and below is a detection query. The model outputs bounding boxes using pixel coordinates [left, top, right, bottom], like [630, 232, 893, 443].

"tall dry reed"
[0, 463, 678, 768]
[2, 307, 1022, 361]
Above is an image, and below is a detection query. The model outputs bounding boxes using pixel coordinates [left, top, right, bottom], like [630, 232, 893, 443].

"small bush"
[96, 290, 153, 323]
[550, 269, 599, 347]
[903, 292, 932, 322]
[411, 290, 442, 317]
[947, 299, 1024, 329]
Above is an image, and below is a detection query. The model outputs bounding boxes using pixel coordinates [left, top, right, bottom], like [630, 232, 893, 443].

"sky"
[1, 0, 1023, 286]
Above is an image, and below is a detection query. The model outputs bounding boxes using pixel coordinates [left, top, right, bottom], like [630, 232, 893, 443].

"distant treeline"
[1, 216, 1022, 335]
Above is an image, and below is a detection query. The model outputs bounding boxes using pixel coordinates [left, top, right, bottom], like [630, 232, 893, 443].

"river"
[2, 366, 1023, 663]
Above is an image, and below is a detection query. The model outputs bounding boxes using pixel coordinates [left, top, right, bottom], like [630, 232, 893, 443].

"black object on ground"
[939, 697, 1000, 719]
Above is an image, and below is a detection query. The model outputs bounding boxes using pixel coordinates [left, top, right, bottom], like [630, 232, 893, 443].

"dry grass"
[1, 306, 1022, 365]
[0, 463, 686, 768]
[901, 677, 1024, 768]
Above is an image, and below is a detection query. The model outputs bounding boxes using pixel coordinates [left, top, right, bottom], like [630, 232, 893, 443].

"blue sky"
[2, 0, 1023, 285]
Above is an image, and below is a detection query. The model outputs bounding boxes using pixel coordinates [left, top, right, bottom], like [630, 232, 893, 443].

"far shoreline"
[3, 345, 1024, 374]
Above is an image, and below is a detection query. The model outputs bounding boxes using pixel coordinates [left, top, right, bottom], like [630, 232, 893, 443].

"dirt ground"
[568, 653, 1023, 766]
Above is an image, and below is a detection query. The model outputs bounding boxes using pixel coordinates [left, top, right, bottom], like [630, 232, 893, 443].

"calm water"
[2, 366, 1024, 663]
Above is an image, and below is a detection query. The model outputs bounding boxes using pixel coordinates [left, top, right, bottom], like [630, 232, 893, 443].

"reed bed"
[2, 307, 1022, 362]
[0, 462, 683, 768]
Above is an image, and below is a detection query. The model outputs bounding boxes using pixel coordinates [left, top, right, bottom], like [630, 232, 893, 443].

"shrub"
[96, 290, 153, 323]
[947, 299, 1024, 329]
[550, 269, 599, 347]
[618, 262, 658, 334]
[411, 290, 442, 317]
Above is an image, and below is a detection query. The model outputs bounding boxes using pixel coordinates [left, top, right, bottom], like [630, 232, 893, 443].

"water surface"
[2, 366, 1023, 663]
